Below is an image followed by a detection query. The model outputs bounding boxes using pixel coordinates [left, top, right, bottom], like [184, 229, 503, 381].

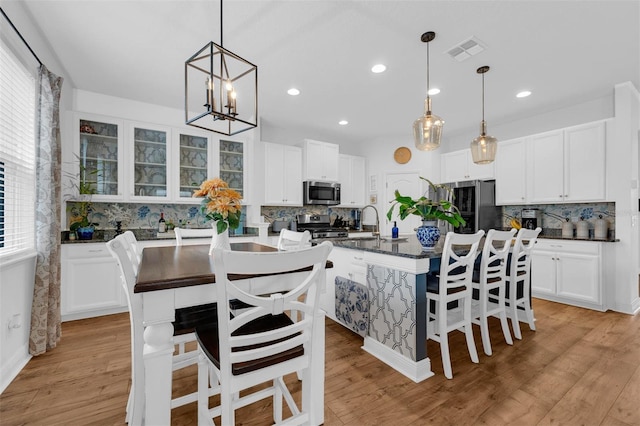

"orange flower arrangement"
[193, 178, 243, 234]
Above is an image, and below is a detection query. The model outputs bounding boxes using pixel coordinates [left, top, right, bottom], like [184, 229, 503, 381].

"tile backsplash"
[502, 202, 615, 231]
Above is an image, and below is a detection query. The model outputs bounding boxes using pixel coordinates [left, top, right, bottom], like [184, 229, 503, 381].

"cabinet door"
[264, 142, 286, 204]
[495, 138, 527, 205]
[350, 155, 366, 206]
[441, 150, 468, 182]
[556, 253, 600, 304]
[129, 123, 171, 200]
[530, 251, 557, 296]
[564, 121, 606, 202]
[303, 139, 339, 181]
[61, 245, 126, 320]
[75, 114, 124, 200]
[219, 139, 246, 198]
[467, 155, 495, 180]
[283, 145, 303, 205]
[528, 130, 564, 203]
[175, 131, 210, 201]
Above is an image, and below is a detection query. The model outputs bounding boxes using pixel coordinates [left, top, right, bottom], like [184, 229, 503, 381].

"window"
[0, 39, 36, 257]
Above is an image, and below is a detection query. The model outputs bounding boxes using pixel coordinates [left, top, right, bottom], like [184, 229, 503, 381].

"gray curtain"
[29, 64, 63, 355]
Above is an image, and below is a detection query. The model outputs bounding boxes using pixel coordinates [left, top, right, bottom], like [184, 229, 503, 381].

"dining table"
[134, 242, 331, 425]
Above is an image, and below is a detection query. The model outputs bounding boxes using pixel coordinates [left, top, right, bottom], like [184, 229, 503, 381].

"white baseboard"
[362, 337, 434, 383]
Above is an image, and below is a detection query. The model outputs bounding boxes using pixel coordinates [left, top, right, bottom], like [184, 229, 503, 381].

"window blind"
[0, 39, 36, 257]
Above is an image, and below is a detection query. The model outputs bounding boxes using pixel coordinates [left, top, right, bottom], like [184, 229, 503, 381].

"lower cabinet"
[61, 243, 127, 321]
[320, 247, 366, 324]
[531, 239, 604, 311]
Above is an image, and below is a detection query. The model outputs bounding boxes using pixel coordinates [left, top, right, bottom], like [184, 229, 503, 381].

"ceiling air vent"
[446, 37, 486, 62]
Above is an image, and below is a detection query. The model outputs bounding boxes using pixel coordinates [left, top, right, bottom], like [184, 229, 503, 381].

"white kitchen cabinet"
[528, 121, 606, 204]
[61, 243, 127, 321]
[128, 122, 172, 201]
[263, 142, 303, 205]
[301, 139, 339, 182]
[494, 137, 527, 205]
[531, 239, 603, 311]
[172, 129, 213, 202]
[338, 154, 366, 207]
[440, 149, 494, 183]
[73, 113, 125, 202]
[320, 247, 366, 323]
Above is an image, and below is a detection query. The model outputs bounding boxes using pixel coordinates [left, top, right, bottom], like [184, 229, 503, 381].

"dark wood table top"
[135, 242, 332, 293]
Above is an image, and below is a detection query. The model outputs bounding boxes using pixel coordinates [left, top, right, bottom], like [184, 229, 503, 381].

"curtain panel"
[29, 65, 63, 356]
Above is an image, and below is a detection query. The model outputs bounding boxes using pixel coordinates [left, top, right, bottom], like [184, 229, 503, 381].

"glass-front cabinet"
[176, 131, 210, 200]
[219, 139, 245, 197]
[129, 123, 170, 200]
[74, 114, 124, 201]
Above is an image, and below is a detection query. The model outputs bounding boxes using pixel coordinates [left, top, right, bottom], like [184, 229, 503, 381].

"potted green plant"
[386, 177, 465, 249]
[65, 156, 99, 240]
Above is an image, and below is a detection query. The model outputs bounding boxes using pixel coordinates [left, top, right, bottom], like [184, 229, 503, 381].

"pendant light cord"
[426, 40, 430, 98]
[481, 71, 485, 121]
[220, 0, 223, 47]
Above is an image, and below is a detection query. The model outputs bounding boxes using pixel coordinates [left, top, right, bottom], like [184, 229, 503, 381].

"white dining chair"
[471, 228, 517, 356]
[426, 230, 484, 379]
[506, 227, 542, 340]
[277, 229, 312, 251]
[106, 233, 218, 424]
[196, 242, 333, 425]
[122, 230, 141, 267]
[174, 226, 216, 245]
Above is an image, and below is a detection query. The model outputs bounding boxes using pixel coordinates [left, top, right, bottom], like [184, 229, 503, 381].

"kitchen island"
[318, 235, 443, 382]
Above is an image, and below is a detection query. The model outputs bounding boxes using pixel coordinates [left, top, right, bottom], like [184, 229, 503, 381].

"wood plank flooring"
[1, 298, 639, 425]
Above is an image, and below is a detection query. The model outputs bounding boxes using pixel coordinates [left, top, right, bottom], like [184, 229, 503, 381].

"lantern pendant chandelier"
[413, 31, 444, 151]
[470, 65, 498, 164]
[185, 0, 258, 136]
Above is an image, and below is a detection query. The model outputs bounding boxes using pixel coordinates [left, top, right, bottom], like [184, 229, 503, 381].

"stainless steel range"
[296, 214, 348, 239]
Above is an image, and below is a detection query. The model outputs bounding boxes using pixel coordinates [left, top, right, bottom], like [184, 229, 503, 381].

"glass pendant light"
[470, 65, 497, 164]
[414, 31, 444, 151]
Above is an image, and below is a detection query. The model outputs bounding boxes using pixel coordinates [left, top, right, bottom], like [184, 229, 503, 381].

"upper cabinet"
[338, 154, 366, 207]
[264, 142, 303, 206]
[495, 120, 607, 205]
[302, 139, 339, 182]
[74, 114, 124, 201]
[494, 138, 527, 205]
[527, 121, 606, 204]
[218, 139, 246, 198]
[441, 149, 495, 183]
[174, 131, 212, 201]
[128, 122, 171, 201]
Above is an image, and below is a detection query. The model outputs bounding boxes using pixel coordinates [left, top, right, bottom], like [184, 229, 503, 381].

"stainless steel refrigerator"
[432, 180, 502, 234]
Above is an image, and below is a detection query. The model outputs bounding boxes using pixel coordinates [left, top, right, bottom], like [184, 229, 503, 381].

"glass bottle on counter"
[158, 212, 166, 233]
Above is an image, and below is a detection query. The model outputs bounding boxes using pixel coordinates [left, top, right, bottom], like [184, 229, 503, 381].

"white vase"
[209, 221, 231, 254]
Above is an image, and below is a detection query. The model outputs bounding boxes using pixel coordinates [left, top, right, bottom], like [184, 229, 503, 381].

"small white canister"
[594, 215, 608, 239]
[576, 219, 589, 239]
[562, 219, 574, 238]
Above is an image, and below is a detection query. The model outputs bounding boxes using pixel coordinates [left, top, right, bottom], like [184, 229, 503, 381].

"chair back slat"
[509, 227, 541, 281]
[439, 231, 484, 292]
[479, 229, 517, 285]
[175, 227, 216, 245]
[211, 242, 332, 377]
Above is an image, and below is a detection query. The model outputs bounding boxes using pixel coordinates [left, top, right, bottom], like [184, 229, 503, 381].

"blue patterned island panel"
[335, 276, 369, 338]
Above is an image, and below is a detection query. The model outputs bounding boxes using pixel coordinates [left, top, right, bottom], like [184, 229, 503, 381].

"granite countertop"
[61, 228, 257, 244]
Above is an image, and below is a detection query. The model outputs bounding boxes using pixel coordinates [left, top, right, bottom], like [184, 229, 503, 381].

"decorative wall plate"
[394, 147, 411, 164]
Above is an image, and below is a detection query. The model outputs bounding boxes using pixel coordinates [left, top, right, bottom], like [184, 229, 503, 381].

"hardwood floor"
[2, 298, 639, 425]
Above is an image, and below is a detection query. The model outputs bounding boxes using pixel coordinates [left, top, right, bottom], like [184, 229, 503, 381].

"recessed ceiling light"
[287, 88, 300, 96]
[338, 120, 349, 126]
[428, 88, 440, 95]
[516, 90, 531, 98]
[371, 64, 386, 73]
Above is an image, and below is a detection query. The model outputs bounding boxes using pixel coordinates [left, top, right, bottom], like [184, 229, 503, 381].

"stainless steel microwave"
[303, 181, 341, 206]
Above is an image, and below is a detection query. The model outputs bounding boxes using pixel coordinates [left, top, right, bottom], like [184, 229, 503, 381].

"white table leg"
[142, 322, 174, 425]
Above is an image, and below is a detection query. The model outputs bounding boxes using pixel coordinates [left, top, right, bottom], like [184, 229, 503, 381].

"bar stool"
[426, 231, 484, 379]
[506, 227, 541, 340]
[471, 228, 517, 356]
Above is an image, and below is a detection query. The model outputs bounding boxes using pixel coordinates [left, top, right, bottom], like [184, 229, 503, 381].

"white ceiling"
[17, 0, 640, 145]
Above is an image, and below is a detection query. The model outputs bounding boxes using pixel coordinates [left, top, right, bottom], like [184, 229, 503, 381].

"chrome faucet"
[361, 205, 380, 241]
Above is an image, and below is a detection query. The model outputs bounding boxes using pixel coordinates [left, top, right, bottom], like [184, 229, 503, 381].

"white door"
[385, 172, 422, 236]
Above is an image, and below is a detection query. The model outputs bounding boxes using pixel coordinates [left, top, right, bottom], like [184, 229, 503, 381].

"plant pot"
[76, 226, 95, 240]
[416, 220, 440, 250]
